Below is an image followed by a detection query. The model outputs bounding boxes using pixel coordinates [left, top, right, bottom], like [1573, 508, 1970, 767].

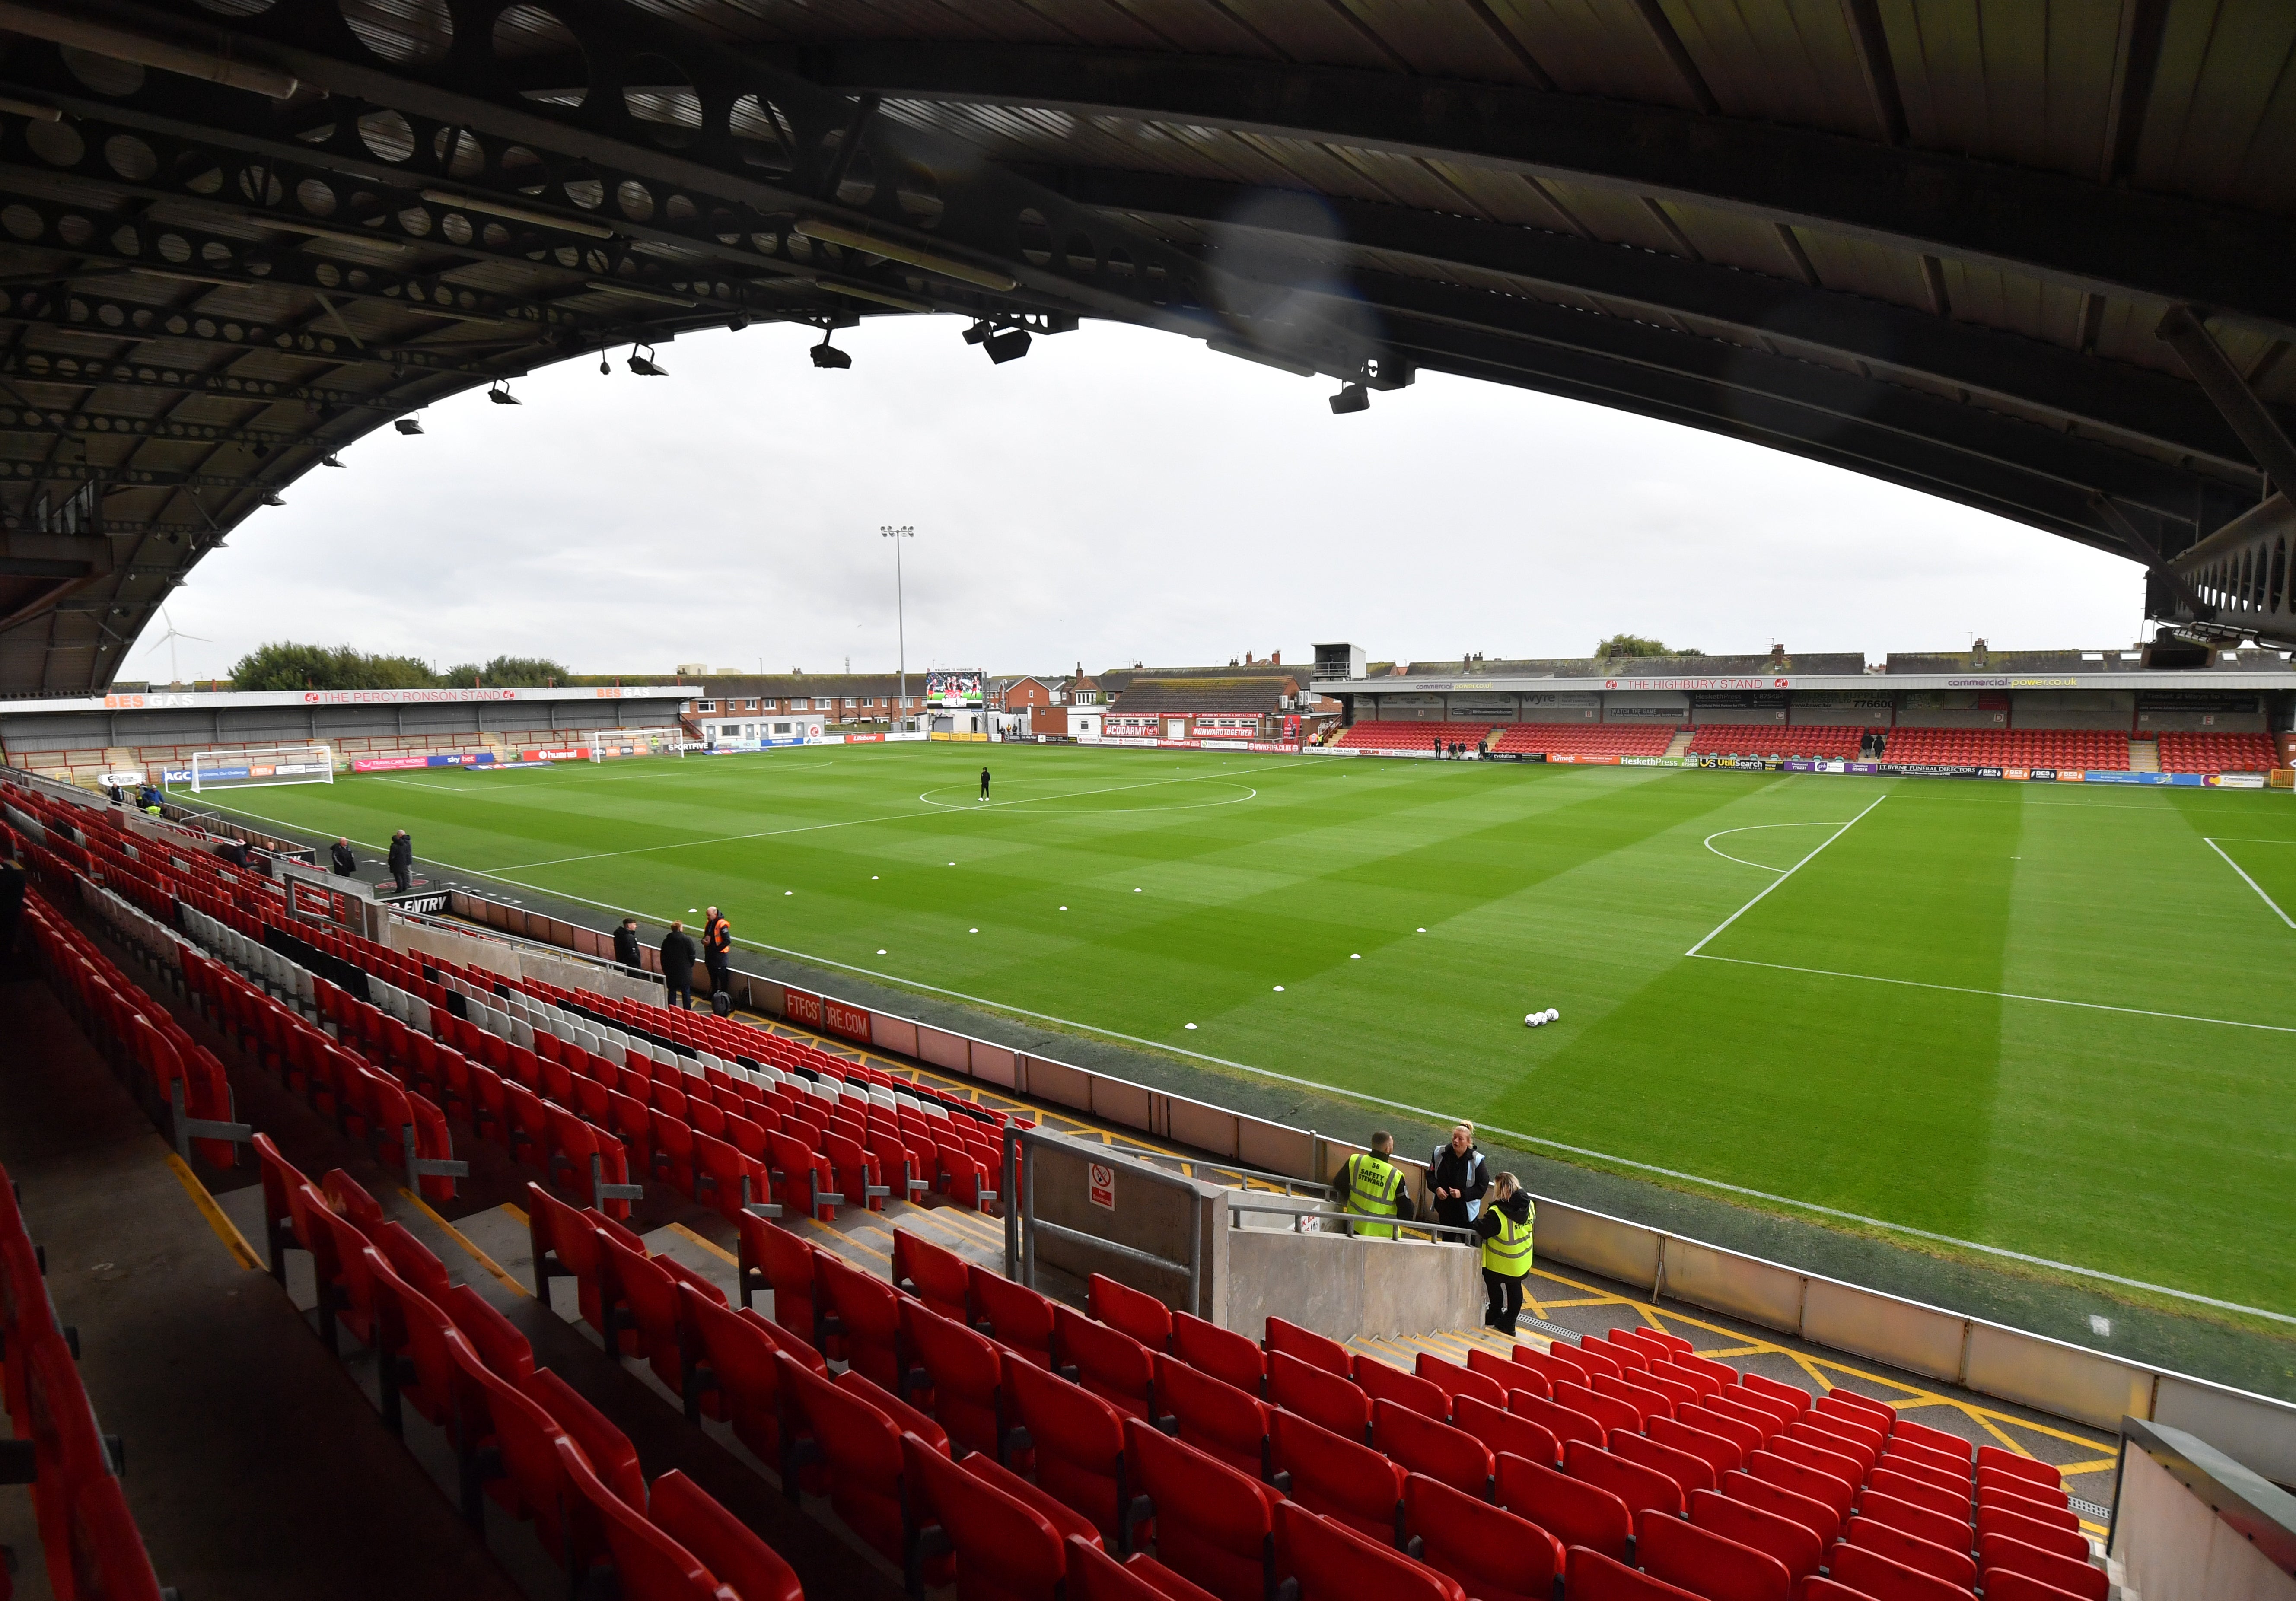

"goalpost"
[586, 727, 691, 763]
[185, 744, 335, 795]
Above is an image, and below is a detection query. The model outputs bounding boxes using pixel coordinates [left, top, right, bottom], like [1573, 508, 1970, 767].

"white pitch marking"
[1701, 821, 1841, 872]
[1688, 952, 2296, 1035]
[2204, 837, 2296, 929]
[1685, 792, 1888, 958]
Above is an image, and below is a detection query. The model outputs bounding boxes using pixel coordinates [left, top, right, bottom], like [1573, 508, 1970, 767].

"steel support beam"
[2156, 307, 2296, 495]
[1061, 168, 2278, 479]
[807, 42, 2296, 340]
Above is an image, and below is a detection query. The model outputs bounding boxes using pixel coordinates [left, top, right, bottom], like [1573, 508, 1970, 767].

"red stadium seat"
[1748, 1448, 1856, 1521]
[973, 1266, 1057, 1369]
[1979, 1532, 2107, 1601]
[1057, 1305, 1156, 1420]
[1562, 1545, 1704, 1601]
[1847, 1514, 1979, 1589]
[778, 1353, 936, 1564]
[1123, 1417, 1282, 1601]
[1651, 1413, 1744, 1476]
[1268, 1407, 1407, 1544]
[1271, 1348, 1372, 1439]
[1274, 1501, 1463, 1601]
[738, 1214, 818, 1346]
[1173, 1312, 1263, 1394]
[1373, 1398, 1493, 1497]
[1358, 1356, 1449, 1420]
[1509, 1388, 1606, 1452]
[1567, 1437, 1685, 1519]
[817, 1250, 904, 1394]
[1414, 1351, 1507, 1410]
[1872, 1467, 1974, 1521]
[1826, 1541, 1979, 1601]
[1155, 1351, 1269, 1478]
[1611, 1426, 1716, 1495]
[1451, 1392, 1561, 1469]
[1006, 1350, 1130, 1544]
[902, 1301, 1011, 1461]
[1859, 1489, 1973, 1554]
[904, 1432, 1067, 1601]
[648, 1471, 804, 1601]
[1770, 1431, 1867, 1489]
[1265, 1316, 1350, 1376]
[1092, 1274, 1174, 1353]
[1065, 1537, 1210, 1601]
[1720, 1468, 1841, 1546]
[678, 1283, 808, 1463]
[1404, 1472, 1562, 1601]
[1690, 1488, 1822, 1583]
[1494, 1451, 1631, 1561]
[1978, 1502, 2090, 1561]
[1636, 1509, 1793, 1601]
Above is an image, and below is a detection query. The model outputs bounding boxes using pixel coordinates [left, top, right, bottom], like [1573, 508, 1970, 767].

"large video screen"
[926, 670, 984, 707]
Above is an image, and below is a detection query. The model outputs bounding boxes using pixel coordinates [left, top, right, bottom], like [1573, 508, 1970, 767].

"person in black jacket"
[660, 920, 697, 1009]
[612, 917, 643, 973]
[1425, 1122, 1489, 1230]
[330, 837, 358, 876]
[386, 829, 413, 892]
[1476, 1174, 1535, 1335]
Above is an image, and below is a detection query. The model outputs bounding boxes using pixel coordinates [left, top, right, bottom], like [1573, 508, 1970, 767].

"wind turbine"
[143, 606, 210, 685]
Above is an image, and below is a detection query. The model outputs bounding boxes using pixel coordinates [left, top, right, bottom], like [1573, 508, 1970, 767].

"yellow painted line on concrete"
[666, 1221, 737, 1265]
[163, 1149, 261, 1270]
[403, 1189, 528, 1297]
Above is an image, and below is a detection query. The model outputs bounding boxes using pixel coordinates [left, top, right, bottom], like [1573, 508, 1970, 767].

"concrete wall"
[2112, 1428, 2296, 1601]
[1223, 1227, 1484, 1342]
[1023, 1133, 1226, 1320]
[385, 917, 662, 1005]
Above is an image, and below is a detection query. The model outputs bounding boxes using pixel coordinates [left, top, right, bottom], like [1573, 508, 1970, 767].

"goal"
[587, 727, 690, 762]
[186, 743, 335, 795]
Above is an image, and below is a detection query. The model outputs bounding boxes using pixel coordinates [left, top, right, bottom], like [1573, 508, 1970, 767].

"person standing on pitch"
[386, 828, 414, 892]
[1334, 1131, 1408, 1238]
[330, 837, 359, 876]
[980, 765, 991, 800]
[1476, 1173, 1534, 1334]
[703, 905, 732, 998]
[660, 920, 698, 1009]
[1425, 1122, 1489, 1229]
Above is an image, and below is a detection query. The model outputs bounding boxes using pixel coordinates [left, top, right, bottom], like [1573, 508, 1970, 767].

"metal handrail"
[1005, 1124, 1204, 1318]
[1228, 1198, 1479, 1243]
[1116, 1145, 1332, 1198]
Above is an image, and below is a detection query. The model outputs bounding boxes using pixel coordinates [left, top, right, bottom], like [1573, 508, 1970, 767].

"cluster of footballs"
[1524, 1007, 1561, 1028]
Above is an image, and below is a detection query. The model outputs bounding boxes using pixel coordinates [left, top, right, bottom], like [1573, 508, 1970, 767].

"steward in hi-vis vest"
[1476, 1177, 1535, 1337]
[1337, 1136, 1407, 1238]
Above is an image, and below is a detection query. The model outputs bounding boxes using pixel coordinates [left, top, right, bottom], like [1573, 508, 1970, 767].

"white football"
[1523, 1012, 1541, 1028]
[1547, 1008, 1560, 1022]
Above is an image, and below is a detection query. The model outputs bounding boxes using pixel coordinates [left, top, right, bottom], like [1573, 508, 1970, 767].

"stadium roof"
[1, 0, 2292, 694]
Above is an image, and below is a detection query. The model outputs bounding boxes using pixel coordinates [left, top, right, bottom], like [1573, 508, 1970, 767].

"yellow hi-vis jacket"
[1481, 1203, 1535, 1277]
[1338, 1152, 1405, 1238]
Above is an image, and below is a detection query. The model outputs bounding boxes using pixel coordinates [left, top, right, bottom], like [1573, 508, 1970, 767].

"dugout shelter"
[0, 0, 2294, 696]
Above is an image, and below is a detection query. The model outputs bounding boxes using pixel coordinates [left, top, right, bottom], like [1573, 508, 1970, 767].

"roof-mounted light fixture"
[810, 334, 852, 370]
[394, 417, 425, 436]
[1328, 382, 1370, 415]
[625, 346, 667, 377]
[488, 382, 520, 404]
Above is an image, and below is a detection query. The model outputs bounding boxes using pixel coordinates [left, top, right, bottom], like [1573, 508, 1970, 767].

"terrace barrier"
[420, 886, 2296, 1485]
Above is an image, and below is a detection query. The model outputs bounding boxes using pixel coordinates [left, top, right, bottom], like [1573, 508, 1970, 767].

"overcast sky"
[146, 316, 2146, 684]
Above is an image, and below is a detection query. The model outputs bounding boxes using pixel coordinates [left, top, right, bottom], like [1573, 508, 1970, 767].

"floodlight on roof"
[322, 453, 344, 468]
[810, 335, 851, 370]
[626, 346, 667, 376]
[261, 492, 286, 506]
[984, 328, 1031, 364]
[488, 382, 520, 404]
[1329, 382, 1369, 415]
[393, 417, 424, 435]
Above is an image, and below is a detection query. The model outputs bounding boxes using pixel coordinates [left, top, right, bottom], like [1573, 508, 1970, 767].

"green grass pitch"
[197, 742, 2296, 1324]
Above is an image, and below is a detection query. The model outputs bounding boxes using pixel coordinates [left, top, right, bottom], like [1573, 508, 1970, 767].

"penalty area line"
[1686, 792, 1888, 957]
[2203, 837, 2296, 930]
[1688, 952, 2296, 1035]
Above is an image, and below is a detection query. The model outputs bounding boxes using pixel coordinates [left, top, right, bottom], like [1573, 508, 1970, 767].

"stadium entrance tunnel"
[5, 0, 2296, 692]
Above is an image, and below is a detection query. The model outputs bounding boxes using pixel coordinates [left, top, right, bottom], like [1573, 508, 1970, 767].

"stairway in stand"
[2129, 737, 2160, 772]
[1664, 729, 1695, 758]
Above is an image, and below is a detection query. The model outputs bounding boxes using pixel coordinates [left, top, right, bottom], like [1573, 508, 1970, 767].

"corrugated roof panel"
[1204, 0, 1408, 68]
[1658, 198, 1814, 279]
[1484, 0, 1704, 103]
[1073, 0, 1291, 55]
[1313, 145, 1496, 210]
[1532, 179, 1683, 251]
[2134, 0, 2296, 209]
[1330, 0, 1547, 83]
[1423, 162, 1586, 230]
[1667, 0, 1882, 138]
[1883, 0, 2121, 180]
[1788, 230, 1934, 316]
[1938, 259, 2085, 348]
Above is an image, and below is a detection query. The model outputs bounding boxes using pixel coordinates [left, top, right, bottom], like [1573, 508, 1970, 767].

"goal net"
[186, 744, 335, 795]
[587, 727, 690, 762]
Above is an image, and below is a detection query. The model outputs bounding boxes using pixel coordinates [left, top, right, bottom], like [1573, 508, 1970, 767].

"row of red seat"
[1686, 729, 1867, 761]
[1490, 724, 1680, 758]
[1335, 722, 1500, 751]
[2153, 731, 2281, 773]
[1875, 731, 2130, 770]
[8, 886, 196, 1600]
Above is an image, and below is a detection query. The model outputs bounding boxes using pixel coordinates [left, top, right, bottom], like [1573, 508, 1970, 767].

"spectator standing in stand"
[1476, 1174, 1535, 1335]
[702, 905, 732, 998]
[1425, 1122, 1489, 1229]
[386, 828, 413, 892]
[612, 917, 643, 973]
[660, 920, 697, 1009]
[330, 837, 358, 876]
